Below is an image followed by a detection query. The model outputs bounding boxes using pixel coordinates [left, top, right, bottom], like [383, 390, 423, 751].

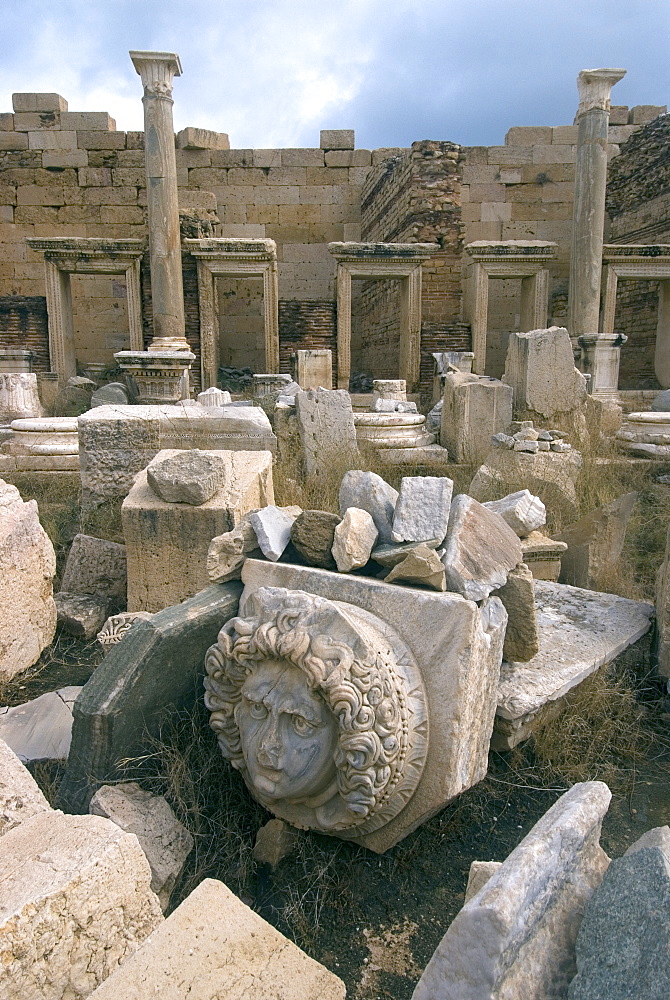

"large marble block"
[78, 402, 276, 507]
[123, 449, 273, 612]
[294, 387, 359, 479]
[0, 479, 56, 682]
[209, 559, 507, 853]
[503, 325, 588, 421]
[440, 371, 513, 465]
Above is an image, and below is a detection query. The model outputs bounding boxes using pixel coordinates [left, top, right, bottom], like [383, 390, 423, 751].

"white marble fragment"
[483, 489, 546, 537]
[0, 686, 82, 762]
[442, 494, 523, 601]
[391, 475, 454, 543]
[339, 470, 398, 544]
[332, 506, 378, 571]
[249, 505, 301, 561]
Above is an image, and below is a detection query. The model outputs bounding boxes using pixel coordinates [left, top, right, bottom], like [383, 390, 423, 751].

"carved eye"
[248, 701, 268, 720]
[292, 714, 316, 736]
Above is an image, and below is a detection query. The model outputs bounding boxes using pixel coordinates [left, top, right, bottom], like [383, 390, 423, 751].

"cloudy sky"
[1, 0, 668, 150]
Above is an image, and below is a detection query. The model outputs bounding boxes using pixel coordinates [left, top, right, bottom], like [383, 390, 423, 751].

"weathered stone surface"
[88, 877, 345, 1000]
[469, 446, 583, 522]
[97, 611, 153, 651]
[0, 686, 81, 762]
[442, 495, 523, 601]
[55, 592, 112, 639]
[441, 371, 513, 465]
[176, 126, 230, 150]
[0, 810, 163, 999]
[464, 860, 503, 903]
[292, 348, 333, 390]
[90, 382, 129, 407]
[555, 492, 637, 590]
[413, 782, 612, 1000]
[332, 506, 378, 571]
[503, 326, 588, 420]
[521, 530, 568, 582]
[391, 475, 453, 543]
[569, 846, 670, 1000]
[0, 372, 43, 423]
[53, 375, 97, 416]
[339, 469, 399, 545]
[0, 479, 56, 682]
[493, 562, 539, 662]
[290, 509, 341, 568]
[78, 403, 276, 508]
[60, 532, 127, 601]
[495, 581, 654, 747]
[657, 524, 670, 677]
[207, 517, 260, 583]
[146, 448, 229, 505]
[483, 489, 546, 537]
[58, 582, 242, 814]
[624, 825, 670, 862]
[371, 537, 441, 567]
[0, 737, 51, 835]
[90, 782, 194, 910]
[651, 388, 670, 411]
[250, 504, 301, 561]
[385, 544, 447, 591]
[123, 450, 272, 612]
[294, 387, 359, 479]
[197, 386, 232, 407]
[240, 559, 507, 853]
[253, 818, 297, 869]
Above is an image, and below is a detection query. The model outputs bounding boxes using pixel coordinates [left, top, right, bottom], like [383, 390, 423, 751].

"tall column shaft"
[568, 68, 625, 339]
[130, 50, 188, 350]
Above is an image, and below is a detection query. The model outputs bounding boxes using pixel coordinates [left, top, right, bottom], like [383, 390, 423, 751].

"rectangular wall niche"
[328, 241, 439, 390]
[602, 244, 670, 389]
[185, 238, 279, 388]
[26, 238, 145, 382]
[463, 241, 557, 374]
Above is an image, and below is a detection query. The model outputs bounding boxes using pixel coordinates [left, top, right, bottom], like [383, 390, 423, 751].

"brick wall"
[0, 295, 49, 371]
[278, 300, 337, 376]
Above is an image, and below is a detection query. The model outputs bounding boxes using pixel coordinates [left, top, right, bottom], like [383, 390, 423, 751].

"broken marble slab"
[332, 506, 378, 572]
[207, 516, 260, 583]
[339, 469, 398, 545]
[385, 544, 447, 591]
[55, 591, 112, 639]
[442, 494, 523, 601]
[0, 686, 82, 762]
[483, 489, 546, 537]
[413, 781, 611, 1000]
[494, 581, 654, 749]
[371, 537, 441, 567]
[391, 475, 453, 544]
[249, 505, 302, 561]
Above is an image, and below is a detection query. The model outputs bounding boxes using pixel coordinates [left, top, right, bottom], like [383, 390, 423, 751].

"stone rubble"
[290, 509, 341, 568]
[0, 685, 81, 762]
[391, 475, 453, 543]
[339, 469, 399, 544]
[385, 544, 447, 591]
[207, 516, 261, 583]
[55, 591, 112, 639]
[146, 448, 230, 505]
[250, 504, 302, 561]
[60, 533, 127, 604]
[253, 818, 298, 869]
[493, 562, 539, 662]
[332, 506, 379, 571]
[483, 489, 546, 537]
[441, 494, 523, 601]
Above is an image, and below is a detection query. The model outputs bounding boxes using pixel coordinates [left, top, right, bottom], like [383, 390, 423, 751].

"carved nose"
[259, 716, 282, 762]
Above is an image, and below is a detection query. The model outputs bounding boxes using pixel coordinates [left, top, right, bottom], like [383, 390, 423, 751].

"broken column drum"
[204, 586, 427, 838]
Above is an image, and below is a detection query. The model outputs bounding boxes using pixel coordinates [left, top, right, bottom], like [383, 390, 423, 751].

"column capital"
[129, 50, 182, 98]
[576, 67, 626, 116]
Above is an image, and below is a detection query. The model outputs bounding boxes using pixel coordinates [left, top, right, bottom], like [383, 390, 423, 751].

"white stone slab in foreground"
[88, 877, 345, 1000]
[0, 685, 81, 761]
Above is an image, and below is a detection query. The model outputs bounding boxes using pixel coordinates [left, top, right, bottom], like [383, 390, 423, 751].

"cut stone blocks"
[146, 449, 229, 505]
[241, 559, 507, 853]
[0, 737, 51, 836]
[391, 475, 453, 543]
[0, 811, 163, 999]
[176, 127, 230, 150]
[320, 129, 355, 150]
[122, 450, 272, 612]
[0, 479, 56, 682]
[87, 877, 345, 1000]
[78, 403, 276, 508]
[440, 371, 513, 465]
[503, 326, 588, 421]
[483, 489, 546, 537]
[12, 92, 68, 112]
[60, 533, 127, 602]
[469, 447, 583, 522]
[493, 563, 539, 662]
[332, 507, 378, 571]
[58, 582, 242, 814]
[294, 388, 359, 479]
[413, 782, 611, 1000]
[55, 592, 112, 639]
[442, 495, 523, 601]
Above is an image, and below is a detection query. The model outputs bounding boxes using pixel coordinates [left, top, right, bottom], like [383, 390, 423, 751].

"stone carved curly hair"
[204, 589, 419, 832]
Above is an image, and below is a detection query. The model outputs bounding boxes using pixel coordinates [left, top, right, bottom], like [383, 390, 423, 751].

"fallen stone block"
[290, 509, 341, 568]
[0, 479, 56, 682]
[90, 782, 194, 911]
[385, 544, 446, 591]
[56, 592, 112, 639]
[90, 382, 129, 406]
[442, 495, 523, 601]
[371, 537, 441, 567]
[555, 492, 637, 590]
[332, 506, 378, 571]
[521, 530, 568, 581]
[503, 325, 588, 422]
[470, 446, 582, 522]
[0, 737, 51, 836]
[391, 475, 453, 543]
[0, 811, 163, 999]
[60, 533, 127, 603]
[0, 686, 81, 762]
[413, 782, 611, 1000]
[146, 448, 230, 505]
[294, 387, 359, 479]
[87, 877, 345, 1000]
[339, 469, 398, 544]
[250, 504, 301, 561]
[207, 517, 260, 583]
[441, 371, 513, 465]
[483, 489, 546, 537]
[493, 563, 539, 663]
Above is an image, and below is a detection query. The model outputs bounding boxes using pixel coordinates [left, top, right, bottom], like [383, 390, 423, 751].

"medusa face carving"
[204, 587, 428, 837]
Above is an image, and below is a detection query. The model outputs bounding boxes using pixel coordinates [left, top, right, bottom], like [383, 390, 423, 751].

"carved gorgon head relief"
[204, 586, 428, 838]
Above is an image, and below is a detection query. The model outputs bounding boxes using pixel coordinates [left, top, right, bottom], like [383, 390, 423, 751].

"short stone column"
[578, 332, 627, 401]
[130, 50, 187, 351]
[0, 350, 33, 373]
[568, 68, 625, 340]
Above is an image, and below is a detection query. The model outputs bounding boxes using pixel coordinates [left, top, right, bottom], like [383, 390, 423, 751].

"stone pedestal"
[252, 373, 293, 398]
[441, 371, 513, 465]
[1, 416, 79, 471]
[373, 379, 407, 401]
[0, 349, 33, 373]
[130, 50, 188, 351]
[616, 411, 670, 457]
[114, 350, 195, 404]
[291, 349, 333, 389]
[354, 411, 435, 449]
[0, 372, 44, 424]
[579, 332, 627, 401]
[568, 68, 626, 340]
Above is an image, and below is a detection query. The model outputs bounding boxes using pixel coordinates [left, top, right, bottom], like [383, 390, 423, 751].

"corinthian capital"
[129, 50, 182, 98]
[577, 67, 626, 116]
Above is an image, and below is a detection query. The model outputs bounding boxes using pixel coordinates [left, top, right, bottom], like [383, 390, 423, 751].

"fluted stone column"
[568, 68, 625, 340]
[130, 50, 188, 351]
